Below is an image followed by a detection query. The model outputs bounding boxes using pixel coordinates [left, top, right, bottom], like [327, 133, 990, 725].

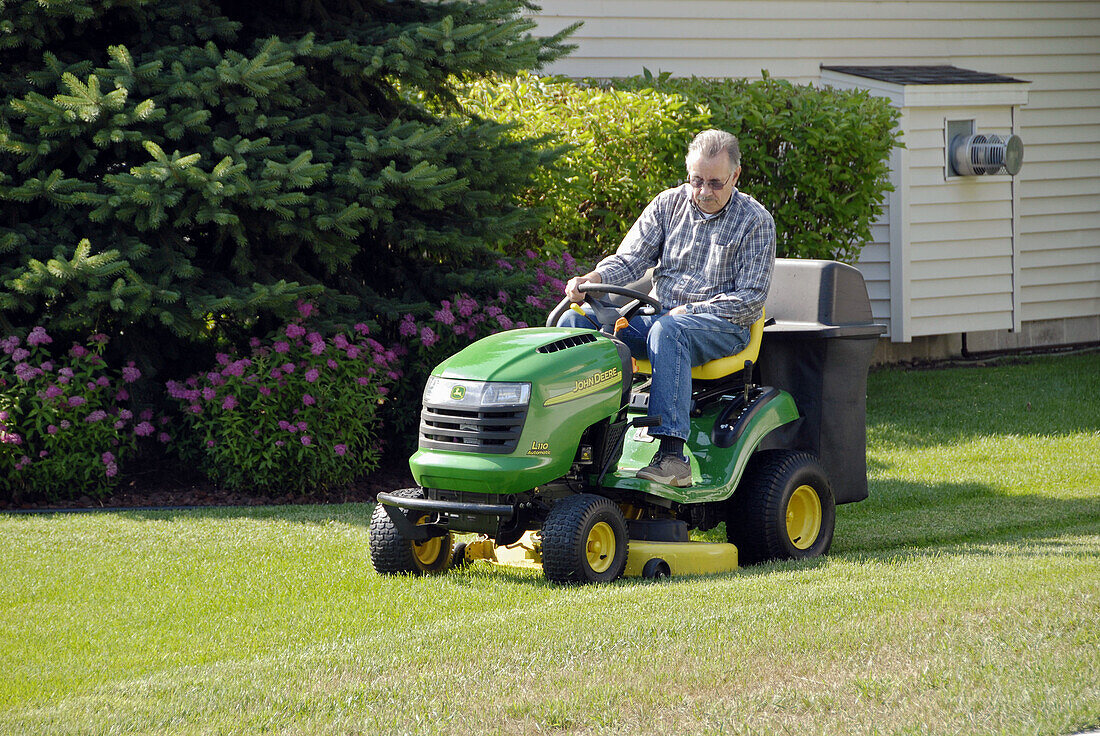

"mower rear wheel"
[369, 487, 454, 575]
[541, 494, 629, 584]
[727, 450, 835, 565]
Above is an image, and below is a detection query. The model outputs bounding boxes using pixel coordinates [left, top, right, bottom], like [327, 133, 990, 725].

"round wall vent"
[950, 134, 1024, 176]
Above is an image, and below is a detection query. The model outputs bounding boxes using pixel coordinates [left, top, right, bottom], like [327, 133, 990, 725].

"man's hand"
[565, 272, 602, 302]
[668, 305, 689, 316]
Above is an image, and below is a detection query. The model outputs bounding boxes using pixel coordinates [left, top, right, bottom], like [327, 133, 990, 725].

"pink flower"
[68, 396, 86, 407]
[399, 315, 418, 337]
[47, 424, 59, 435]
[354, 323, 369, 336]
[44, 384, 64, 399]
[302, 394, 316, 406]
[356, 376, 370, 386]
[420, 326, 438, 348]
[91, 333, 108, 344]
[157, 432, 171, 444]
[135, 421, 155, 436]
[85, 410, 107, 423]
[300, 435, 312, 446]
[281, 363, 295, 374]
[115, 389, 129, 401]
[202, 387, 216, 401]
[297, 301, 315, 319]
[275, 440, 285, 447]
[250, 337, 262, 348]
[101, 451, 116, 465]
[305, 368, 319, 383]
[334, 444, 347, 456]
[221, 395, 237, 410]
[26, 326, 52, 347]
[345, 346, 360, 359]
[258, 386, 272, 396]
[69, 344, 88, 358]
[434, 308, 455, 325]
[326, 359, 338, 369]
[274, 341, 290, 354]
[12, 348, 30, 362]
[286, 324, 306, 339]
[455, 297, 477, 318]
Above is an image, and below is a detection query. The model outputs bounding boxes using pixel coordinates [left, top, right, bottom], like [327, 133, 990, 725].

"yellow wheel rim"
[412, 514, 444, 567]
[786, 485, 822, 550]
[585, 521, 616, 574]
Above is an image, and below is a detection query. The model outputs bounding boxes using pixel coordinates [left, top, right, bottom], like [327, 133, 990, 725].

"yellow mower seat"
[633, 312, 765, 381]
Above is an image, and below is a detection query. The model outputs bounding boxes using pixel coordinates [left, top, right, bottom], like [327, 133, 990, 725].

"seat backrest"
[633, 311, 765, 380]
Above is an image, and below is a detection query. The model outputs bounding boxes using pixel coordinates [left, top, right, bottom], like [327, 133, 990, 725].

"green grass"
[2, 352, 1098, 735]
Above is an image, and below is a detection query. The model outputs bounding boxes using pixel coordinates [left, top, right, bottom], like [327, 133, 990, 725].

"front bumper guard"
[376, 491, 515, 543]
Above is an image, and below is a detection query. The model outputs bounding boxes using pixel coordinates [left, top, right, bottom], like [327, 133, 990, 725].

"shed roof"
[820, 65, 1027, 85]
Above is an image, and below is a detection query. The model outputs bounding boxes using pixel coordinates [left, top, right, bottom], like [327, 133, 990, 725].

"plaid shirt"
[594, 184, 776, 326]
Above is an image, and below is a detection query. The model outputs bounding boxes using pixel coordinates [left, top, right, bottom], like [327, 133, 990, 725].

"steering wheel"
[545, 283, 663, 330]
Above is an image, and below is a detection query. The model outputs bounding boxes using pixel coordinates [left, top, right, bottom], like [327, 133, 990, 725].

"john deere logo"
[450, 385, 466, 401]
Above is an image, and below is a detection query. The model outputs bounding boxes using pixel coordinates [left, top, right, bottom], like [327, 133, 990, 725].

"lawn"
[2, 352, 1098, 735]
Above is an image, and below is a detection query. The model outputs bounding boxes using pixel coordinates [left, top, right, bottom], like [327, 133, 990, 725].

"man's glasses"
[687, 172, 733, 190]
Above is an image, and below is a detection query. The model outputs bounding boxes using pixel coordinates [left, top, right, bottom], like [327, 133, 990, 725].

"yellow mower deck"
[461, 531, 739, 578]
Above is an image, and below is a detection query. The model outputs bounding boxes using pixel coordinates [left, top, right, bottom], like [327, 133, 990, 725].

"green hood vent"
[536, 333, 598, 354]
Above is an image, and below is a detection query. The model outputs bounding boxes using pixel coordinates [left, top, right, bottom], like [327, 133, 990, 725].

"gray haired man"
[560, 129, 776, 487]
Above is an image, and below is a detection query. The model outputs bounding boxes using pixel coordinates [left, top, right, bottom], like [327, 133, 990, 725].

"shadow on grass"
[836, 476, 1100, 556]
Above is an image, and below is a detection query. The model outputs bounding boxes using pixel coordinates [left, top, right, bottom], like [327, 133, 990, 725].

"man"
[560, 129, 776, 487]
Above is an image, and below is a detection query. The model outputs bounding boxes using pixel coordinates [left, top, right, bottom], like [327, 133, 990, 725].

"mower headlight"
[424, 376, 531, 409]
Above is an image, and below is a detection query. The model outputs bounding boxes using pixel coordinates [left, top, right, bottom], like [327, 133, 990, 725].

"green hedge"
[460, 71, 901, 264]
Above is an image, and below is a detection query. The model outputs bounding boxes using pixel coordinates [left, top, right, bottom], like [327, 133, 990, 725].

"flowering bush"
[1, 329, 166, 500]
[168, 303, 398, 493]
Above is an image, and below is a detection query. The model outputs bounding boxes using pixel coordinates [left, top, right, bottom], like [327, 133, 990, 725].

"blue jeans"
[558, 308, 749, 441]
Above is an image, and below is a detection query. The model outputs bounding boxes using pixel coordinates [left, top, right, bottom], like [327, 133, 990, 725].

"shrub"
[1, 328, 166, 501]
[459, 71, 901, 264]
[167, 303, 397, 493]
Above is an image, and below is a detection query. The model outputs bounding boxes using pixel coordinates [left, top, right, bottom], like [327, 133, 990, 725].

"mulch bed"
[2, 458, 416, 512]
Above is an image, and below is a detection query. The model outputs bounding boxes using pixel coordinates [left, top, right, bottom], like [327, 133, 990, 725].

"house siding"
[531, 1, 1100, 345]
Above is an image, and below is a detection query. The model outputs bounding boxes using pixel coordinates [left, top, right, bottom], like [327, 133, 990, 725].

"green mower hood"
[410, 328, 629, 494]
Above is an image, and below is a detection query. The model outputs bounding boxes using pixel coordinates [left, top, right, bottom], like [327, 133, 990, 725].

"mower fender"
[606, 388, 800, 504]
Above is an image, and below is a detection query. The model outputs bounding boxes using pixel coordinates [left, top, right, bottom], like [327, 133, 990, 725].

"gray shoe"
[636, 453, 692, 487]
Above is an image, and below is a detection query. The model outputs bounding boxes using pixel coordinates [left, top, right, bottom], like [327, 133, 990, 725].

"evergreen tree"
[0, 0, 573, 364]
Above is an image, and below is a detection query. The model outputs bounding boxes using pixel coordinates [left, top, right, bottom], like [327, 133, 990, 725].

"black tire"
[541, 494, 629, 585]
[450, 542, 469, 570]
[727, 450, 836, 565]
[369, 487, 454, 575]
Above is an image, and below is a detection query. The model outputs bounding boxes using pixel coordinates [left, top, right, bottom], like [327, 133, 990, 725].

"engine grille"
[419, 403, 527, 454]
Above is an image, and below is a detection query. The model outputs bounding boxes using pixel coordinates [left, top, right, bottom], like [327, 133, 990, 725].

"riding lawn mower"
[369, 259, 884, 584]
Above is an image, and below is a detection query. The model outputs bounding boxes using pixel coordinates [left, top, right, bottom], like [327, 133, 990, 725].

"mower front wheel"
[541, 494, 629, 585]
[369, 488, 454, 575]
[727, 450, 836, 565]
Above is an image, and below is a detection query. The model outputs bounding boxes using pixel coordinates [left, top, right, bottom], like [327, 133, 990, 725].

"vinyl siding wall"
[531, 1, 1100, 343]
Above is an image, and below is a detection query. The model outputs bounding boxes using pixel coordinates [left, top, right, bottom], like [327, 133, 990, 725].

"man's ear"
[731, 165, 743, 188]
